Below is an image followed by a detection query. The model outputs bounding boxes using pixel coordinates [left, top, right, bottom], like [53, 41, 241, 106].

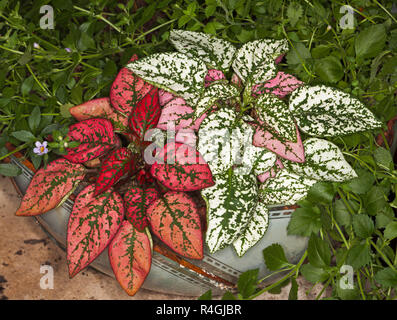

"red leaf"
[15, 159, 85, 216]
[128, 87, 161, 139]
[63, 118, 117, 163]
[147, 191, 203, 259]
[136, 169, 154, 186]
[67, 184, 124, 277]
[150, 142, 214, 191]
[69, 98, 128, 132]
[108, 220, 151, 296]
[94, 147, 133, 196]
[124, 186, 159, 231]
[110, 54, 153, 115]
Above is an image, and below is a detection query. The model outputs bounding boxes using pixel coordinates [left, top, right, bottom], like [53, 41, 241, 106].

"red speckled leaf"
[94, 147, 133, 196]
[124, 186, 159, 231]
[129, 87, 160, 139]
[150, 142, 214, 191]
[67, 184, 124, 277]
[15, 159, 85, 216]
[63, 118, 117, 163]
[110, 54, 153, 115]
[109, 220, 151, 296]
[147, 191, 203, 259]
[70, 97, 129, 132]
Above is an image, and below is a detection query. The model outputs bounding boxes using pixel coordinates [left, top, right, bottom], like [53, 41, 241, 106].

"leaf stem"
[0, 143, 29, 161]
[370, 239, 397, 272]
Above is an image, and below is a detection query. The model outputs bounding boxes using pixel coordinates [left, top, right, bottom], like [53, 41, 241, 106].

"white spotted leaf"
[289, 85, 382, 137]
[255, 93, 297, 142]
[127, 52, 207, 106]
[260, 170, 317, 205]
[284, 138, 357, 182]
[233, 202, 269, 257]
[193, 82, 239, 120]
[169, 29, 236, 71]
[232, 39, 288, 84]
[202, 170, 258, 253]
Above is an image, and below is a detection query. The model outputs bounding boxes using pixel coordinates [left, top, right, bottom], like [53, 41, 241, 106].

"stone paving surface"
[0, 175, 329, 300]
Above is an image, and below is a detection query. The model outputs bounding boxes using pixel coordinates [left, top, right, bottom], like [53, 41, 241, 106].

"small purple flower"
[65, 48, 72, 53]
[33, 42, 40, 49]
[33, 141, 48, 156]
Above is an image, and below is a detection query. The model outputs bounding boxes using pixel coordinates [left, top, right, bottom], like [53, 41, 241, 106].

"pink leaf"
[15, 159, 85, 216]
[63, 118, 117, 163]
[156, 97, 206, 131]
[257, 158, 284, 183]
[204, 69, 226, 87]
[275, 54, 285, 64]
[70, 98, 128, 132]
[94, 147, 133, 196]
[124, 186, 159, 231]
[175, 129, 197, 147]
[67, 184, 124, 277]
[252, 121, 305, 163]
[109, 221, 151, 296]
[147, 191, 203, 259]
[110, 54, 153, 116]
[158, 89, 175, 106]
[252, 72, 303, 98]
[128, 87, 161, 139]
[150, 142, 214, 191]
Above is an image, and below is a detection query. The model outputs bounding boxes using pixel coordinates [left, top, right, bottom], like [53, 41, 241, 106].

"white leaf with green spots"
[169, 29, 236, 71]
[233, 121, 277, 176]
[202, 170, 258, 253]
[232, 39, 288, 84]
[289, 85, 382, 137]
[255, 93, 297, 142]
[233, 202, 269, 257]
[198, 108, 237, 175]
[193, 82, 239, 120]
[127, 52, 207, 106]
[284, 138, 357, 182]
[260, 170, 317, 205]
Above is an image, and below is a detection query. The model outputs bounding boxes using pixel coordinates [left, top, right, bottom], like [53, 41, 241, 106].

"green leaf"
[374, 267, 397, 288]
[346, 243, 371, 270]
[262, 243, 290, 271]
[285, 138, 357, 182]
[169, 29, 236, 71]
[286, 42, 311, 66]
[335, 281, 360, 300]
[289, 85, 382, 137]
[237, 269, 258, 299]
[314, 56, 344, 83]
[28, 106, 41, 132]
[78, 32, 96, 51]
[365, 186, 389, 216]
[232, 39, 287, 83]
[255, 93, 297, 142]
[198, 290, 212, 300]
[260, 170, 317, 206]
[374, 147, 393, 170]
[306, 182, 335, 204]
[300, 263, 329, 283]
[287, 205, 322, 237]
[307, 235, 331, 268]
[221, 291, 236, 300]
[384, 221, 397, 240]
[352, 214, 374, 239]
[288, 278, 298, 300]
[287, 2, 303, 27]
[0, 163, 22, 177]
[333, 199, 353, 227]
[233, 202, 269, 256]
[11, 130, 36, 142]
[21, 76, 34, 96]
[355, 24, 386, 61]
[127, 52, 207, 106]
[201, 170, 258, 253]
[342, 168, 375, 195]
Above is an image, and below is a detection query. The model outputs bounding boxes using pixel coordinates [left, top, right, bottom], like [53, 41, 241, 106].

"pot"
[10, 154, 307, 297]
